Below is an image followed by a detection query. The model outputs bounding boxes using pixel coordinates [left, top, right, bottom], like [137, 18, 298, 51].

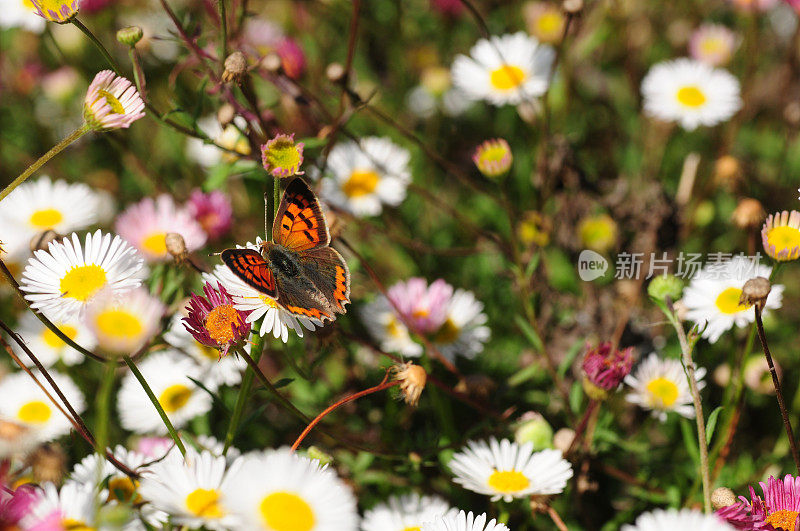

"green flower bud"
[514, 412, 554, 450]
[305, 446, 333, 467]
[648, 274, 684, 302]
[117, 26, 144, 47]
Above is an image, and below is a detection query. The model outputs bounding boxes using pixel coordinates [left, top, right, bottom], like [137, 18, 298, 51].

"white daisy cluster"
[362, 278, 490, 363]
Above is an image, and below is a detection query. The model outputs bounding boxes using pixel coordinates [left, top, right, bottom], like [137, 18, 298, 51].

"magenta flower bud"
[581, 342, 634, 396]
[183, 282, 251, 356]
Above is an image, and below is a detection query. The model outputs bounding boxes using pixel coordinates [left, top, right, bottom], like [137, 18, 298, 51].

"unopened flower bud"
[562, 0, 583, 14]
[165, 232, 187, 260]
[30, 230, 61, 253]
[394, 362, 427, 406]
[222, 52, 248, 84]
[262, 53, 283, 74]
[581, 342, 634, 397]
[732, 198, 765, 230]
[552, 427, 575, 454]
[116, 26, 143, 47]
[714, 155, 741, 187]
[647, 274, 684, 303]
[326, 62, 346, 84]
[711, 487, 737, 509]
[217, 104, 235, 127]
[514, 412, 554, 450]
[305, 446, 333, 467]
[740, 277, 770, 310]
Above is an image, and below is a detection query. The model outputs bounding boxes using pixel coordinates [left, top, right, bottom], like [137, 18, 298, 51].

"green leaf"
[706, 406, 724, 445]
[558, 339, 586, 378]
[681, 418, 699, 464]
[513, 314, 543, 352]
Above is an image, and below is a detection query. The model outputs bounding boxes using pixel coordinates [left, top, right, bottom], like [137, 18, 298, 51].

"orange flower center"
[204, 304, 241, 344]
[766, 510, 799, 531]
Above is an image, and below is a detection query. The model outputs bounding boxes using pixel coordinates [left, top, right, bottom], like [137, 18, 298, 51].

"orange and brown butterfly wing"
[220, 248, 277, 298]
[273, 275, 335, 322]
[272, 178, 329, 253]
[299, 247, 350, 313]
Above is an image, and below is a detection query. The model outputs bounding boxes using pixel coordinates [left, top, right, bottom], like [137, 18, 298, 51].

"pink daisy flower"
[689, 24, 737, 67]
[387, 278, 453, 334]
[186, 189, 233, 241]
[83, 70, 145, 131]
[115, 195, 207, 262]
[717, 474, 800, 530]
[277, 38, 306, 80]
[1, 483, 43, 529]
[183, 282, 252, 356]
[582, 342, 635, 392]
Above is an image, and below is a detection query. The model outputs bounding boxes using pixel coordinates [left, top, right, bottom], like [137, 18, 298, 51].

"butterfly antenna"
[264, 191, 270, 238]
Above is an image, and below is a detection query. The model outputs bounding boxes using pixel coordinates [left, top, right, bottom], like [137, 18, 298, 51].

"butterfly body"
[221, 178, 351, 323]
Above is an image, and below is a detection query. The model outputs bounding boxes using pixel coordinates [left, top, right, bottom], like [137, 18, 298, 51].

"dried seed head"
[222, 52, 248, 84]
[217, 103, 235, 127]
[732, 198, 765, 229]
[711, 487, 738, 509]
[740, 277, 771, 310]
[28, 443, 67, 485]
[714, 155, 741, 187]
[165, 232, 187, 260]
[30, 230, 61, 253]
[393, 362, 427, 406]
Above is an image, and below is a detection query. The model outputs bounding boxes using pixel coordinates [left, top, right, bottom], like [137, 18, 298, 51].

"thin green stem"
[1, 125, 89, 202]
[238, 347, 310, 423]
[223, 336, 264, 455]
[95, 360, 116, 453]
[71, 18, 122, 75]
[128, 48, 147, 99]
[218, 0, 228, 64]
[123, 355, 186, 457]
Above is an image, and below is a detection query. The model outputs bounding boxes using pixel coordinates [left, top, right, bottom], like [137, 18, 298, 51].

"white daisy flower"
[621, 508, 735, 531]
[421, 511, 510, 531]
[67, 445, 168, 526]
[641, 58, 742, 130]
[361, 295, 423, 358]
[0, 176, 105, 244]
[362, 493, 453, 531]
[0, 0, 45, 32]
[206, 244, 320, 342]
[624, 353, 706, 422]
[117, 350, 214, 434]
[451, 32, 556, 106]
[224, 447, 359, 530]
[138, 448, 244, 530]
[449, 438, 573, 502]
[0, 233, 32, 290]
[24, 482, 100, 530]
[681, 256, 782, 343]
[163, 313, 246, 388]
[433, 289, 490, 362]
[16, 311, 96, 366]
[19, 230, 145, 320]
[186, 115, 253, 167]
[0, 370, 85, 444]
[85, 287, 165, 355]
[114, 195, 207, 262]
[318, 137, 412, 217]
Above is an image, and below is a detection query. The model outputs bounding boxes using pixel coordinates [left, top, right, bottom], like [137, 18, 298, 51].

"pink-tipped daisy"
[30, 0, 79, 23]
[473, 138, 513, 178]
[261, 133, 305, 178]
[689, 24, 737, 67]
[115, 195, 207, 262]
[717, 474, 800, 530]
[762, 210, 800, 261]
[183, 282, 251, 356]
[582, 342, 635, 398]
[83, 70, 145, 131]
[387, 278, 453, 335]
[186, 189, 233, 241]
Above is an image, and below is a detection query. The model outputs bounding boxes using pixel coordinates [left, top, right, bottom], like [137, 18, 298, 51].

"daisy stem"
[223, 338, 265, 455]
[71, 18, 123, 76]
[754, 306, 800, 474]
[218, 0, 228, 65]
[673, 318, 711, 513]
[546, 506, 569, 531]
[238, 347, 311, 423]
[95, 360, 116, 456]
[0, 124, 90, 203]
[122, 355, 186, 457]
[291, 372, 399, 452]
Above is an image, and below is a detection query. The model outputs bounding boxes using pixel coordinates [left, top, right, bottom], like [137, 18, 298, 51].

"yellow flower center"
[489, 64, 526, 91]
[676, 86, 707, 108]
[478, 145, 509, 167]
[385, 316, 404, 339]
[264, 140, 302, 174]
[402, 528, 421, 531]
[411, 308, 430, 319]
[23, 0, 35, 9]
[186, 488, 225, 518]
[200, 345, 221, 361]
[766, 510, 799, 531]
[260, 491, 315, 531]
[204, 304, 242, 344]
[142, 232, 167, 256]
[107, 476, 142, 504]
[257, 294, 280, 308]
[433, 318, 461, 344]
[59, 264, 107, 302]
[645, 377, 679, 408]
[95, 310, 143, 339]
[487, 470, 530, 493]
[343, 170, 380, 198]
[62, 519, 96, 531]
[767, 226, 800, 258]
[714, 287, 750, 314]
[536, 12, 563, 36]
[98, 89, 125, 114]
[29, 208, 63, 229]
[18, 400, 52, 424]
[159, 384, 192, 413]
[700, 38, 725, 56]
[42, 324, 78, 349]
